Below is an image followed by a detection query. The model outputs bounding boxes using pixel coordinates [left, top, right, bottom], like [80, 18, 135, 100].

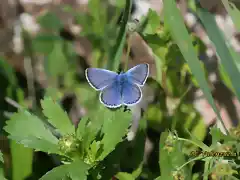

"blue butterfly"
[85, 63, 149, 108]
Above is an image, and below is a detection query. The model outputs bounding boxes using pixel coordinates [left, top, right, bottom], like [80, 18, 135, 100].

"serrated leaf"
[143, 9, 160, 35]
[40, 160, 90, 180]
[0, 151, 3, 163]
[41, 97, 75, 135]
[98, 109, 131, 160]
[81, 106, 108, 148]
[76, 117, 89, 140]
[4, 110, 59, 154]
[45, 40, 68, 77]
[37, 12, 63, 30]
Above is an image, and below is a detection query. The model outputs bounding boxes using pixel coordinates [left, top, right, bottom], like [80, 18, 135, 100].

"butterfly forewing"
[99, 82, 122, 108]
[126, 63, 149, 86]
[85, 68, 118, 90]
[122, 81, 142, 106]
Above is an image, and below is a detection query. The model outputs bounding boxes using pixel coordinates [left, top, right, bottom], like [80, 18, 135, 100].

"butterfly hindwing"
[126, 63, 149, 86]
[122, 81, 142, 106]
[85, 68, 118, 90]
[99, 82, 122, 108]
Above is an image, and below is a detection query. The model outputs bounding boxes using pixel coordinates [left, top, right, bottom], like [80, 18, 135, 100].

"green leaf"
[40, 160, 90, 180]
[159, 131, 191, 180]
[221, 0, 240, 32]
[107, 0, 132, 71]
[115, 172, 135, 180]
[98, 109, 132, 160]
[45, 40, 68, 77]
[143, 9, 161, 35]
[0, 165, 6, 180]
[0, 151, 3, 163]
[76, 117, 90, 140]
[187, 130, 211, 151]
[197, 8, 240, 103]
[32, 34, 61, 54]
[4, 110, 59, 154]
[81, 106, 107, 149]
[0, 56, 17, 85]
[158, 132, 174, 180]
[41, 97, 75, 135]
[37, 12, 63, 30]
[10, 141, 33, 180]
[219, 64, 234, 92]
[163, 0, 227, 133]
[209, 126, 233, 146]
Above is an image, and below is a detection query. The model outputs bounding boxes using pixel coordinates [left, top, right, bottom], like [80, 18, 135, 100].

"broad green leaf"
[221, 0, 240, 32]
[159, 131, 174, 180]
[40, 160, 90, 180]
[37, 12, 63, 30]
[159, 131, 191, 180]
[46, 40, 68, 77]
[163, 0, 227, 133]
[0, 151, 3, 163]
[98, 109, 132, 160]
[4, 110, 59, 154]
[41, 97, 75, 135]
[10, 141, 33, 180]
[107, 0, 132, 71]
[143, 9, 161, 35]
[197, 8, 240, 103]
[115, 172, 135, 180]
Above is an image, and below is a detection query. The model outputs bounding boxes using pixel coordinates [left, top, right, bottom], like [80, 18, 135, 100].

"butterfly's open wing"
[126, 63, 149, 86]
[99, 83, 122, 108]
[122, 81, 142, 106]
[85, 68, 118, 90]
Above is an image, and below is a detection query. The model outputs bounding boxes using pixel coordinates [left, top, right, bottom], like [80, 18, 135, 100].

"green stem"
[177, 156, 204, 171]
[177, 137, 210, 151]
[203, 159, 210, 180]
[124, 35, 132, 71]
[107, 0, 132, 71]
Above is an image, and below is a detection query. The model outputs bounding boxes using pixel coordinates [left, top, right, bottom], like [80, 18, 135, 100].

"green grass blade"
[221, 0, 240, 32]
[197, 8, 240, 102]
[163, 0, 228, 133]
[107, 0, 132, 71]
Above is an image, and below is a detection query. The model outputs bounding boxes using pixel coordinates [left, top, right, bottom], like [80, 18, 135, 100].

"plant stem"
[124, 35, 132, 71]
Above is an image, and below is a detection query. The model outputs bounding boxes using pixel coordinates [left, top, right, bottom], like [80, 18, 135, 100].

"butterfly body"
[85, 64, 149, 108]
